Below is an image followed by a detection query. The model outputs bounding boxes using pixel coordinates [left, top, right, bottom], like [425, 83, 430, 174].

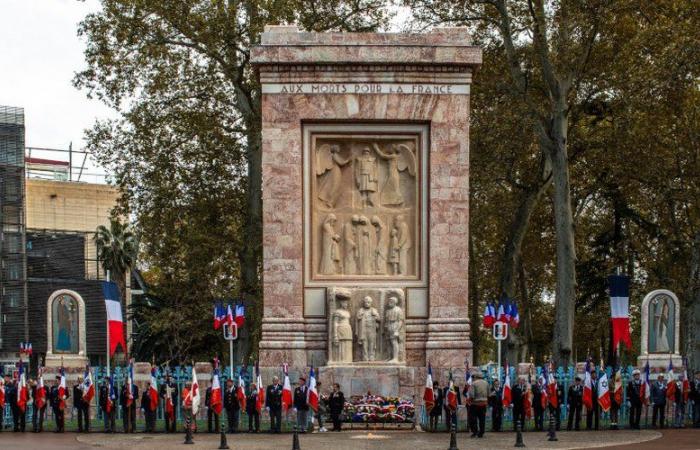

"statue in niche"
[371, 216, 387, 274]
[331, 293, 353, 363]
[355, 296, 380, 361]
[384, 295, 405, 363]
[372, 143, 416, 207]
[343, 216, 359, 275]
[53, 294, 79, 354]
[650, 296, 673, 352]
[316, 144, 351, 208]
[357, 215, 374, 275]
[319, 214, 341, 275]
[355, 147, 378, 208]
[391, 215, 411, 275]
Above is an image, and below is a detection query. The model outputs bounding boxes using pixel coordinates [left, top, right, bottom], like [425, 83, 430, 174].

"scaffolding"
[0, 105, 29, 351]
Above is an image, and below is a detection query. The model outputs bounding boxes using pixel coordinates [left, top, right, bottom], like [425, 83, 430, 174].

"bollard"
[183, 413, 194, 445]
[547, 410, 558, 442]
[448, 418, 459, 450]
[514, 420, 526, 448]
[218, 420, 230, 449]
[292, 425, 301, 450]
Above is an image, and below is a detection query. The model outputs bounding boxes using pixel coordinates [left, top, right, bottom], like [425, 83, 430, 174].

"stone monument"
[252, 26, 481, 398]
[638, 289, 684, 369]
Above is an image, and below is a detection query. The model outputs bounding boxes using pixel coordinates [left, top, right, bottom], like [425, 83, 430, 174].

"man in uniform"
[159, 374, 178, 433]
[205, 385, 220, 432]
[532, 377, 546, 431]
[488, 378, 503, 432]
[626, 369, 643, 429]
[141, 383, 156, 432]
[72, 377, 85, 432]
[50, 375, 68, 433]
[294, 376, 310, 433]
[98, 380, 117, 433]
[120, 379, 138, 432]
[586, 370, 600, 430]
[512, 376, 528, 432]
[31, 378, 48, 432]
[265, 376, 283, 433]
[224, 378, 240, 433]
[7, 377, 25, 432]
[567, 376, 583, 431]
[651, 373, 667, 428]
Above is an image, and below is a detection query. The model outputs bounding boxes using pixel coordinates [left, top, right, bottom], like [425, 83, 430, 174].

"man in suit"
[512, 376, 528, 432]
[651, 374, 667, 428]
[626, 369, 643, 429]
[586, 370, 600, 430]
[141, 384, 156, 432]
[265, 376, 283, 433]
[31, 378, 48, 432]
[224, 378, 240, 433]
[691, 370, 700, 428]
[98, 380, 117, 433]
[159, 375, 178, 433]
[120, 381, 138, 433]
[294, 377, 310, 433]
[246, 382, 260, 432]
[7, 378, 25, 432]
[488, 378, 504, 432]
[72, 378, 85, 432]
[567, 376, 583, 431]
[532, 378, 545, 431]
[328, 383, 345, 432]
[49, 376, 69, 433]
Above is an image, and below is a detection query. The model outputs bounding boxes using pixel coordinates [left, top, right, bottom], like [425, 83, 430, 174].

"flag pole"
[106, 270, 111, 376]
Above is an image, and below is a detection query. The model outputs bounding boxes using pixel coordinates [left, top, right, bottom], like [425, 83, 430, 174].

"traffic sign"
[223, 322, 238, 341]
[493, 321, 508, 340]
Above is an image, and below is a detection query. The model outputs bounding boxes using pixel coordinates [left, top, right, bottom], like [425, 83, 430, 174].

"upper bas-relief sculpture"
[312, 136, 420, 281]
[328, 287, 406, 365]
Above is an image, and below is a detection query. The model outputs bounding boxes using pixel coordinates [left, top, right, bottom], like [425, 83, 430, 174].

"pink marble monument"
[252, 25, 481, 399]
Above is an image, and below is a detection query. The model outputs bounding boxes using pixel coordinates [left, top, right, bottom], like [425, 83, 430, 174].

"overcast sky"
[0, 0, 112, 176]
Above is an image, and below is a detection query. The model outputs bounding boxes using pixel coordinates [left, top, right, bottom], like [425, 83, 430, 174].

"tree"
[76, 0, 389, 362]
[94, 218, 138, 302]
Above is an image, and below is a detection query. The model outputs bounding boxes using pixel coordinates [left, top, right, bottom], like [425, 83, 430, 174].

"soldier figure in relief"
[355, 296, 380, 361]
[384, 295, 404, 363]
[355, 147, 378, 208]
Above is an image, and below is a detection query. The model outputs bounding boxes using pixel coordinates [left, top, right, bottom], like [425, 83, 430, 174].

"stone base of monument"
[319, 365, 417, 398]
[636, 353, 684, 370]
[44, 353, 89, 369]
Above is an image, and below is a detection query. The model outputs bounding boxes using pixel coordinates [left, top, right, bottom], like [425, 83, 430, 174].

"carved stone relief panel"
[306, 125, 426, 286]
[327, 286, 406, 365]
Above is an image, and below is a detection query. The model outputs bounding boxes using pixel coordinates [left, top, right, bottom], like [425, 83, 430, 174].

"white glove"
[266, 407, 270, 412]
[293, 407, 298, 412]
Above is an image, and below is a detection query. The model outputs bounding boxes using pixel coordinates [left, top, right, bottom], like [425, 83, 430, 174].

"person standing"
[673, 374, 686, 428]
[98, 381, 116, 433]
[32, 378, 48, 432]
[0, 376, 7, 432]
[469, 372, 488, 438]
[512, 376, 528, 432]
[7, 379, 25, 432]
[72, 377, 85, 432]
[443, 381, 461, 430]
[205, 385, 220, 433]
[532, 378, 545, 431]
[567, 376, 583, 431]
[224, 378, 240, 433]
[488, 378, 503, 432]
[294, 376, 310, 433]
[141, 384, 156, 432]
[328, 383, 345, 432]
[246, 382, 260, 432]
[314, 382, 328, 432]
[265, 376, 283, 433]
[120, 380, 138, 433]
[651, 374, 667, 429]
[50, 375, 68, 433]
[626, 369, 643, 429]
[586, 370, 600, 430]
[159, 375, 178, 433]
[429, 381, 443, 431]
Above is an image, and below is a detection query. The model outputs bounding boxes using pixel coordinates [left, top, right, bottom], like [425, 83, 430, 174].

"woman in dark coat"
[328, 383, 346, 431]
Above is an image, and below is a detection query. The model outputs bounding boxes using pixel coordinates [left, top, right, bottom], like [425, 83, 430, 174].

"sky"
[0, 0, 112, 178]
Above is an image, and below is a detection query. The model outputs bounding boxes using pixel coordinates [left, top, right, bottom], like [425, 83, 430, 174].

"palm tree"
[94, 218, 138, 306]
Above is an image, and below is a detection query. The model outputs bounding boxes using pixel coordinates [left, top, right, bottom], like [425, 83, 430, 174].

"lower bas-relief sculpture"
[328, 287, 406, 365]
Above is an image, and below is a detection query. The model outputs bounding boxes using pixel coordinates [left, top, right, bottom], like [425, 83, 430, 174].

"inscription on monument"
[262, 83, 470, 95]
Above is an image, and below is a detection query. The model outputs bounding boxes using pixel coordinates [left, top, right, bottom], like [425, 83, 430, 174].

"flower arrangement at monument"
[343, 394, 415, 423]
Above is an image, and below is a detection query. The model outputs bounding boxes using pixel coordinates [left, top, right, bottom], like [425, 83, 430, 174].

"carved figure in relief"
[320, 214, 341, 275]
[331, 295, 353, 363]
[355, 296, 380, 361]
[343, 216, 359, 275]
[316, 144, 351, 208]
[384, 295, 405, 363]
[371, 216, 387, 274]
[388, 228, 400, 275]
[355, 147, 378, 208]
[357, 215, 374, 275]
[372, 143, 416, 207]
[393, 215, 411, 275]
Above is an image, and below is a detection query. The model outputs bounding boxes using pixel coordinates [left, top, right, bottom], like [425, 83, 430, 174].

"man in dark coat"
[246, 383, 260, 432]
[488, 379, 504, 432]
[49, 376, 69, 433]
[120, 381, 138, 433]
[586, 370, 600, 430]
[532, 378, 545, 431]
[626, 369, 643, 429]
[205, 386, 220, 432]
[512, 377, 528, 431]
[651, 374, 667, 429]
[328, 383, 345, 432]
[7, 379, 25, 432]
[567, 376, 583, 431]
[31, 378, 48, 432]
[294, 377, 310, 433]
[442, 381, 461, 430]
[265, 376, 283, 433]
[72, 378, 85, 432]
[159, 375, 178, 433]
[141, 385, 156, 432]
[691, 370, 700, 428]
[429, 381, 443, 431]
[224, 378, 240, 433]
[552, 378, 564, 431]
[98, 381, 117, 433]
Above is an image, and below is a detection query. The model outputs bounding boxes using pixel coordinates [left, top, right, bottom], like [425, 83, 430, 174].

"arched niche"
[640, 289, 680, 356]
[46, 289, 87, 358]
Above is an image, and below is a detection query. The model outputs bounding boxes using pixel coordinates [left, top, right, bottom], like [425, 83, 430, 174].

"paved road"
[0, 428, 695, 449]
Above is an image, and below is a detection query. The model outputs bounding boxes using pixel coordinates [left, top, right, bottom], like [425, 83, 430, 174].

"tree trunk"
[547, 106, 577, 367]
[685, 231, 700, 369]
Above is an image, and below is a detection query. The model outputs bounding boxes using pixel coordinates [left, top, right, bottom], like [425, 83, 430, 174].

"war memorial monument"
[252, 26, 482, 398]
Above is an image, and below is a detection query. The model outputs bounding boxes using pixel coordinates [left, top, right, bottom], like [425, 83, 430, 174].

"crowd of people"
[426, 369, 700, 437]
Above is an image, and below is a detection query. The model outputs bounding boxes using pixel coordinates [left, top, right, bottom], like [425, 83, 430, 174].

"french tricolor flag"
[58, 366, 67, 410]
[17, 360, 28, 413]
[482, 303, 496, 328]
[234, 304, 245, 328]
[103, 282, 126, 356]
[149, 367, 159, 410]
[608, 275, 632, 350]
[307, 367, 319, 412]
[282, 364, 293, 412]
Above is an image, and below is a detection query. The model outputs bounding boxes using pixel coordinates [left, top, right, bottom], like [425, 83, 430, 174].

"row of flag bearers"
[422, 360, 700, 435]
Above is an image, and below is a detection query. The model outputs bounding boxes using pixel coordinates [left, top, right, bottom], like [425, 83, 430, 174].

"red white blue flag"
[423, 363, 435, 412]
[502, 363, 512, 407]
[83, 365, 95, 403]
[103, 282, 126, 356]
[210, 360, 223, 415]
[608, 275, 632, 350]
[308, 366, 319, 412]
[583, 360, 593, 410]
[17, 360, 28, 413]
[482, 303, 496, 327]
[234, 304, 245, 328]
[149, 367, 159, 410]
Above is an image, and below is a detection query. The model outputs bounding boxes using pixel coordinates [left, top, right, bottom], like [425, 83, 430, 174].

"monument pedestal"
[253, 25, 481, 398]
